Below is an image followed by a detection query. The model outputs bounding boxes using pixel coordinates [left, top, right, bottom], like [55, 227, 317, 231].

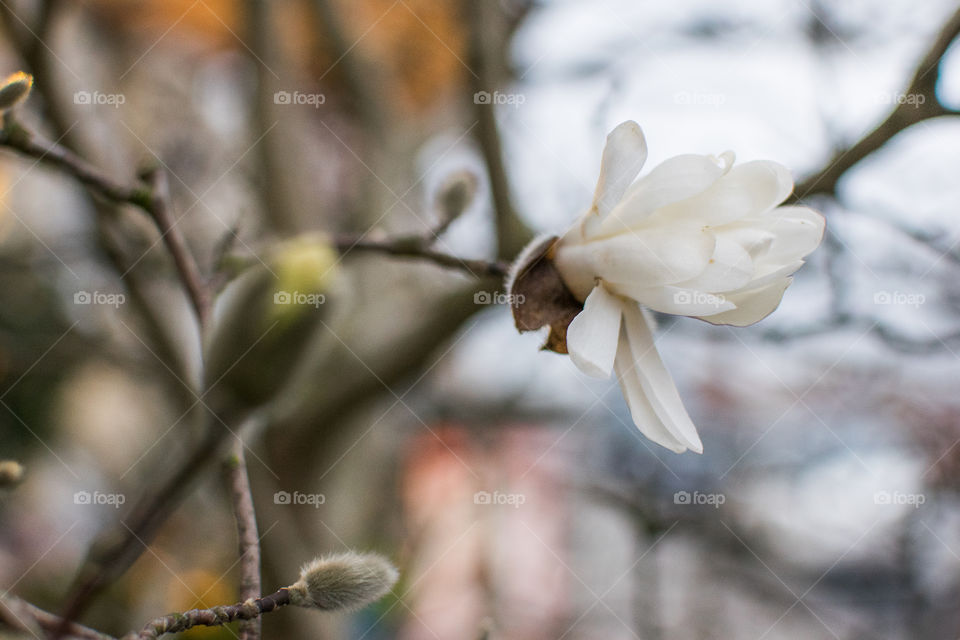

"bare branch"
[121, 589, 291, 640]
[139, 167, 212, 326]
[334, 233, 509, 278]
[223, 441, 263, 640]
[793, 5, 960, 200]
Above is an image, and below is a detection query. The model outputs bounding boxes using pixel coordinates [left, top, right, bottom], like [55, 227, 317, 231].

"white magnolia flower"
[553, 121, 825, 454]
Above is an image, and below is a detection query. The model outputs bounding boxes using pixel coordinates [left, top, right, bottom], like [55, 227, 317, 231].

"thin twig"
[792, 5, 960, 199]
[140, 167, 212, 326]
[223, 440, 263, 640]
[334, 234, 509, 278]
[121, 589, 291, 640]
[0, 114, 143, 201]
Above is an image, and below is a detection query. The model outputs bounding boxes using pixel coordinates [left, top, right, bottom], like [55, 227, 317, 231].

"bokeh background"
[2, 0, 960, 638]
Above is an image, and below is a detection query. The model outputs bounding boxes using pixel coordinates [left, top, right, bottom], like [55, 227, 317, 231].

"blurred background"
[2, 0, 960, 638]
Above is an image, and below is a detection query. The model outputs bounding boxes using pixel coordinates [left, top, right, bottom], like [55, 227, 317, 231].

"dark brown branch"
[0, 115, 142, 201]
[334, 234, 509, 278]
[793, 5, 960, 199]
[223, 441, 263, 640]
[122, 589, 291, 640]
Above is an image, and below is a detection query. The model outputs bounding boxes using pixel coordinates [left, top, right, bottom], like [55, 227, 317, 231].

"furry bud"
[287, 552, 398, 612]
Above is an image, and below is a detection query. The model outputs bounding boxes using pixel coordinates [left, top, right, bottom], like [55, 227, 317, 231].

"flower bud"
[287, 552, 398, 612]
[273, 235, 338, 301]
[434, 170, 477, 228]
[0, 460, 25, 487]
[204, 234, 338, 412]
[0, 72, 33, 111]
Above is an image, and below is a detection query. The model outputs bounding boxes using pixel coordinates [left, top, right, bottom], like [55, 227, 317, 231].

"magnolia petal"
[621, 303, 703, 453]
[714, 226, 775, 259]
[559, 229, 714, 289]
[613, 335, 689, 453]
[566, 284, 622, 378]
[761, 206, 826, 264]
[607, 282, 735, 316]
[599, 153, 731, 235]
[661, 160, 794, 227]
[745, 259, 804, 289]
[697, 277, 793, 327]
[582, 121, 648, 238]
[674, 236, 755, 293]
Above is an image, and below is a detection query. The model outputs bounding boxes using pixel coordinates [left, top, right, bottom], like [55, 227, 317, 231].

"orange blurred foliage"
[85, 0, 467, 115]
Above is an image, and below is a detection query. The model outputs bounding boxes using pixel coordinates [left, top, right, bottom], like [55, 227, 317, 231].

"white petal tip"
[570, 355, 613, 379]
[611, 120, 643, 137]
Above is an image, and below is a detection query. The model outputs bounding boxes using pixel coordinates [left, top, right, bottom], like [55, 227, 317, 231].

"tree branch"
[139, 167, 212, 326]
[223, 441, 263, 640]
[793, 5, 960, 199]
[121, 588, 291, 640]
[334, 233, 509, 278]
[462, 0, 534, 260]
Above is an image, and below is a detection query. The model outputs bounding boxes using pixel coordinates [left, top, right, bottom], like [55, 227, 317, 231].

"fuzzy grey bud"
[287, 552, 398, 612]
